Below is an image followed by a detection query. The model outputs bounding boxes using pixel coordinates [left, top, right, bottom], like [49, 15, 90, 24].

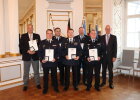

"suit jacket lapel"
[26, 33, 30, 41]
[103, 35, 106, 45]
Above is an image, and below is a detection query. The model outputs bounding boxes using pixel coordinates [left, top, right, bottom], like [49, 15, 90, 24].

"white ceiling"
[84, 0, 102, 5]
[18, 0, 35, 20]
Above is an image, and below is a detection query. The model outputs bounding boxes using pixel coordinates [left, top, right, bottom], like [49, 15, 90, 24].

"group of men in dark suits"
[20, 24, 117, 94]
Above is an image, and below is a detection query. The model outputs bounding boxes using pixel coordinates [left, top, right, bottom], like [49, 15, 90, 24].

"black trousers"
[87, 62, 100, 88]
[64, 65, 78, 88]
[58, 61, 65, 85]
[77, 59, 87, 84]
[42, 66, 58, 90]
[102, 57, 113, 84]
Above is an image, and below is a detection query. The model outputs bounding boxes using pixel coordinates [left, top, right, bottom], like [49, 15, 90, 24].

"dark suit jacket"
[19, 33, 41, 61]
[74, 35, 90, 59]
[38, 39, 59, 67]
[62, 37, 82, 66]
[101, 34, 117, 61]
[52, 36, 66, 62]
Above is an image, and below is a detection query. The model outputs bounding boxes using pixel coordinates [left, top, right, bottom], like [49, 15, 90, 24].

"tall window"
[126, 0, 140, 49]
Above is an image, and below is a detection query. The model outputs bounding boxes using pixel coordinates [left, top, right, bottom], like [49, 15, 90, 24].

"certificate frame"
[89, 56, 95, 61]
[89, 49, 98, 61]
[44, 56, 49, 61]
[71, 54, 76, 59]
[29, 40, 38, 51]
[30, 46, 35, 51]
[45, 49, 54, 62]
[68, 48, 76, 60]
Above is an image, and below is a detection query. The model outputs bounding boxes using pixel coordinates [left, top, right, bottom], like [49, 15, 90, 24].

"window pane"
[128, 1, 140, 15]
[127, 18, 140, 48]
[127, 33, 139, 48]
[127, 18, 140, 32]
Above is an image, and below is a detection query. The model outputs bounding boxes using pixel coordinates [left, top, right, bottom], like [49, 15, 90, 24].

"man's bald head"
[27, 24, 33, 34]
[105, 25, 111, 34]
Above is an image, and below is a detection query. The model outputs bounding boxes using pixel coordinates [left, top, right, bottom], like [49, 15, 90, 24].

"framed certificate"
[45, 49, 54, 61]
[90, 56, 95, 61]
[71, 54, 76, 59]
[68, 48, 76, 59]
[44, 56, 49, 61]
[29, 40, 38, 51]
[89, 49, 98, 61]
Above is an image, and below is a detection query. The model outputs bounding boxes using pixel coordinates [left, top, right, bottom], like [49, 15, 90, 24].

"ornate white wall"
[36, 0, 83, 39]
[113, 0, 125, 57]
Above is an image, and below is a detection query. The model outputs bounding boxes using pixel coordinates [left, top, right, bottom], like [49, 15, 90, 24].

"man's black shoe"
[42, 89, 48, 94]
[36, 85, 41, 89]
[23, 86, 28, 91]
[63, 87, 68, 91]
[100, 83, 106, 87]
[109, 84, 114, 89]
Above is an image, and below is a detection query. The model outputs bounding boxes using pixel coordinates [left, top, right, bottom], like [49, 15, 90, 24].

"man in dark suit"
[53, 27, 66, 86]
[20, 24, 41, 91]
[74, 27, 90, 85]
[62, 29, 81, 91]
[38, 29, 59, 94]
[100, 25, 117, 89]
[85, 30, 102, 91]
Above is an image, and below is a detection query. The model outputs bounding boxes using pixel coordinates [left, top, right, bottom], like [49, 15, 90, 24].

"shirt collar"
[106, 33, 111, 36]
[28, 33, 33, 35]
[56, 36, 60, 38]
[69, 38, 73, 41]
[91, 38, 96, 41]
[80, 35, 84, 38]
[46, 39, 52, 41]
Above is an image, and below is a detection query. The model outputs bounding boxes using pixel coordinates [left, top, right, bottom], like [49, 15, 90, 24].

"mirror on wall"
[18, 0, 36, 35]
[83, 0, 102, 35]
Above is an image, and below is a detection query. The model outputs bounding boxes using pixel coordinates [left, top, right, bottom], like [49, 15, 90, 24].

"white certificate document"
[29, 40, 38, 51]
[45, 49, 54, 61]
[89, 49, 98, 61]
[68, 48, 76, 59]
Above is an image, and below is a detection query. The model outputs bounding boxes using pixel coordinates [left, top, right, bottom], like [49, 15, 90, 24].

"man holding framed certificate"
[84, 30, 102, 91]
[62, 29, 81, 91]
[20, 24, 41, 91]
[38, 29, 59, 94]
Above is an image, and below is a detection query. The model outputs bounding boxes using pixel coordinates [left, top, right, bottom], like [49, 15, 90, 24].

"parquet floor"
[0, 75, 140, 100]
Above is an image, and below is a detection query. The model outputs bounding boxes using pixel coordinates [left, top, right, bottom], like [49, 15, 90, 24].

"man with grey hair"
[100, 25, 117, 89]
[20, 24, 41, 91]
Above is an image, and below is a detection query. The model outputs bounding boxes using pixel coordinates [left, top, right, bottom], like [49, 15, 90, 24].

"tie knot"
[69, 38, 73, 43]
[57, 37, 59, 40]
[48, 40, 51, 43]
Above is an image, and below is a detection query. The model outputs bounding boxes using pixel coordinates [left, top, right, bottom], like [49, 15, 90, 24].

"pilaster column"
[7, 0, 19, 55]
[102, 0, 113, 34]
[0, 0, 5, 57]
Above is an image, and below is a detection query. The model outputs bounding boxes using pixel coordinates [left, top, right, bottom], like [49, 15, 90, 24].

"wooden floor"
[0, 75, 140, 100]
